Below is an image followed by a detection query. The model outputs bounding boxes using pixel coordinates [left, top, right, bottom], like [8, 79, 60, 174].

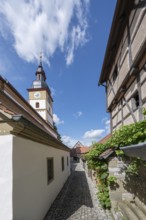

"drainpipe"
[120, 142, 146, 161]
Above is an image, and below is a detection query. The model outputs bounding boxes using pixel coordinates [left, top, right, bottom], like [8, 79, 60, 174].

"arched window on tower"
[36, 102, 40, 108]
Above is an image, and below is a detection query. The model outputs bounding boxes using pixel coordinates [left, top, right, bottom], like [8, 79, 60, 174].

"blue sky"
[0, 0, 116, 147]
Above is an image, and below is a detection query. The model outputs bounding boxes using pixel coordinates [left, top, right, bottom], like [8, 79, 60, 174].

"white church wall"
[0, 135, 13, 220]
[13, 135, 70, 220]
[48, 114, 53, 125]
[29, 99, 46, 109]
[37, 110, 46, 120]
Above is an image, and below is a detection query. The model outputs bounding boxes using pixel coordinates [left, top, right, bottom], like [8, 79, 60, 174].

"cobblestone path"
[44, 163, 113, 220]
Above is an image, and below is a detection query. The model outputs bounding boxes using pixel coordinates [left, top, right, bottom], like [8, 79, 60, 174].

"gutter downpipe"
[120, 142, 146, 160]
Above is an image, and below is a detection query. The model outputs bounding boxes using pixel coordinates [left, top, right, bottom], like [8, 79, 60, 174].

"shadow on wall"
[123, 163, 146, 204]
[44, 170, 93, 220]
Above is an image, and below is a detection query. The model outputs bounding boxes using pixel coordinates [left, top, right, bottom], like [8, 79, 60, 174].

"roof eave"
[98, 0, 132, 85]
[11, 115, 70, 152]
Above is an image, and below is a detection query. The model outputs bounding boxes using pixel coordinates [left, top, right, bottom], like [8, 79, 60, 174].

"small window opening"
[62, 157, 64, 171]
[132, 92, 139, 110]
[112, 65, 118, 82]
[36, 102, 39, 108]
[67, 156, 69, 166]
[47, 158, 54, 184]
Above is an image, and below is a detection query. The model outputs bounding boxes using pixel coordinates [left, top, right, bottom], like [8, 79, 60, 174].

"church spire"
[31, 53, 48, 89]
[39, 51, 42, 66]
[35, 52, 46, 82]
[28, 53, 53, 125]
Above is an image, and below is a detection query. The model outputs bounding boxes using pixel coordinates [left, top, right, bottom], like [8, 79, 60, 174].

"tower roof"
[28, 55, 53, 102]
[32, 57, 48, 89]
[35, 62, 46, 81]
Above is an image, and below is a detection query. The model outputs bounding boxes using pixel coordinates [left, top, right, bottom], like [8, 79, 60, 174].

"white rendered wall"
[37, 109, 46, 120]
[29, 100, 53, 125]
[0, 135, 13, 220]
[29, 99, 46, 109]
[48, 114, 53, 125]
[13, 136, 70, 220]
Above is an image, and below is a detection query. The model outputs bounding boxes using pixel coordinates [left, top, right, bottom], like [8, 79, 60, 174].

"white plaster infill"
[120, 142, 146, 160]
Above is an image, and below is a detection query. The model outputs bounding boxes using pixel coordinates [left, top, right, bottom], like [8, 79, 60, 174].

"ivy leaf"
[100, 172, 108, 180]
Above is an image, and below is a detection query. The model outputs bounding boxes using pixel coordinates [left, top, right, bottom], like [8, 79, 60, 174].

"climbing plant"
[86, 143, 111, 208]
[53, 122, 62, 141]
[143, 108, 146, 118]
[86, 112, 146, 209]
[109, 120, 146, 147]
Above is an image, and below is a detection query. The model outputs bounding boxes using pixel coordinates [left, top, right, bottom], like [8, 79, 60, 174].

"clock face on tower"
[34, 91, 41, 99]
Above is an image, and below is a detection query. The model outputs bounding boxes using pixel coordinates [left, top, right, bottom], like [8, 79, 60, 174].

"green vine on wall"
[126, 158, 141, 175]
[86, 143, 111, 208]
[86, 111, 146, 209]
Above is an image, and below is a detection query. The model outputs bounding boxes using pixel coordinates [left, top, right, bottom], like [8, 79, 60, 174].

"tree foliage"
[53, 122, 62, 141]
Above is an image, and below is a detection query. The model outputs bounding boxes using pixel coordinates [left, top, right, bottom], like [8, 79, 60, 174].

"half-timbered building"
[99, 0, 146, 131]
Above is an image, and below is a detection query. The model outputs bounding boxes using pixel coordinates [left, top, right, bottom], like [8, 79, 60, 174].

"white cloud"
[105, 119, 110, 126]
[50, 87, 56, 97]
[62, 134, 93, 147]
[103, 118, 110, 134]
[81, 139, 94, 147]
[53, 113, 64, 125]
[0, 0, 90, 65]
[61, 135, 77, 148]
[62, 127, 105, 148]
[81, 128, 105, 146]
[73, 111, 83, 118]
[105, 121, 110, 133]
[102, 117, 108, 123]
[62, 120, 110, 148]
[83, 129, 105, 139]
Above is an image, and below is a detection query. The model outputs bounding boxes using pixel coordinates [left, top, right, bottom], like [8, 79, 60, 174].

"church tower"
[28, 56, 53, 126]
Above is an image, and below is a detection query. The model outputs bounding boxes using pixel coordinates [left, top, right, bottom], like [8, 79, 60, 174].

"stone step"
[135, 197, 146, 216]
[111, 208, 124, 220]
[118, 202, 139, 220]
[105, 209, 116, 220]
[126, 201, 146, 220]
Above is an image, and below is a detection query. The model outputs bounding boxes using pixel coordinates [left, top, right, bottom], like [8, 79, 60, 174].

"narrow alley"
[44, 163, 113, 220]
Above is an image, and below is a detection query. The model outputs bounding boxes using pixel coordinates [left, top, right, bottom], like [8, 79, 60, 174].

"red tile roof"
[70, 146, 90, 157]
[98, 133, 112, 144]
